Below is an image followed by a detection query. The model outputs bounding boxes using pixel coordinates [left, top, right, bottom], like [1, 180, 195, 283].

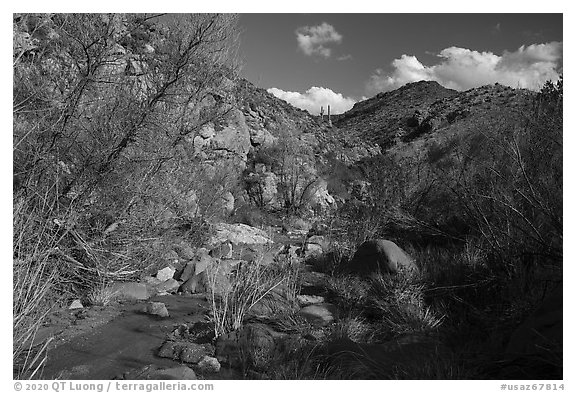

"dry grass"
[207, 249, 301, 338]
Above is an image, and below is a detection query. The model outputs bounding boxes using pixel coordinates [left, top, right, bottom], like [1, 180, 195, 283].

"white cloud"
[367, 42, 563, 94]
[296, 22, 342, 58]
[267, 86, 356, 115]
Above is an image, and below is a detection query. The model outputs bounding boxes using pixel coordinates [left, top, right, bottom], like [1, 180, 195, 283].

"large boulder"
[347, 239, 417, 275]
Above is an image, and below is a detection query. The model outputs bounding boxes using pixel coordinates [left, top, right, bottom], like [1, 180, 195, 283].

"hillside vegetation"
[13, 13, 562, 380]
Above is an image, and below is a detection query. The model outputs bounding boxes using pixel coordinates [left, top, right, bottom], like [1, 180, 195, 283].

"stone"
[195, 253, 215, 275]
[173, 244, 197, 260]
[177, 262, 196, 283]
[304, 242, 323, 257]
[299, 303, 336, 327]
[69, 299, 83, 310]
[297, 295, 325, 307]
[145, 302, 169, 318]
[158, 341, 214, 364]
[180, 343, 210, 364]
[155, 278, 180, 294]
[209, 223, 273, 246]
[303, 179, 336, 211]
[180, 273, 206, 295]
[209, 241, 233, 259]
[156, 266, 176, 282]
[109, 282, 150, 301]
[218, 191, 235, 215]
[348, 239, 417, 275]
[197, 356, 221, 374]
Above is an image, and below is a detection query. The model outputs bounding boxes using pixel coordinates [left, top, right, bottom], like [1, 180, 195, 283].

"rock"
[209, 241, 233, 259]
[199, 123, 216, 139]
[303, 179, 336, 211]
[69, 299, 83, 310]
[347, 239, 417, 275]
[297, 295, 325, 307]
[177, 262, 196, 283]
[109, 282, 150, 301]
[156, 266, 176, 282]
[180, 343, 210, 364]
[155, 278, 180, 294]
[197, 356, 221, 374]
[299, 303, 336, 327]
[141, 275, 163, 287]
[218, 191, 235, 215]
[157, 341, 181, 360]
[210, 109, 252, 159]
[304, 242, 323, 257]
[173, 243, 197, 260]
[180, 273, 207, 295]
[145, 302, 169, 318]
[158, 341, 212, 364]
[192, 252, 216, 276]
[209, 223, 273, 246]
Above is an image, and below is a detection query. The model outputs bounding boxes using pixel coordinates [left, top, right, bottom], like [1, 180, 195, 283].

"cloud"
[367, 42, 562, 94]
[267, 86, 356, 115]
[296, 22, 342, 58]
[337, 54, 353, 61]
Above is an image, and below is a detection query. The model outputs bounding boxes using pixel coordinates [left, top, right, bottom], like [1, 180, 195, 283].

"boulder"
[197, 356, 221, 374]
[157, 341, 213, 364]
[299, 303, 337, 327]
[144, 302, 169, 318]
[69, 299, 83, 310]
[177, 262, 196, 283]
[347, 239, 417, 275]
[155, 278, 180, 294]
[209, 223, 273, 247]
[303, 179, 336, 211]
[156, 266, 176, 282]
[209, 241, 233, 259]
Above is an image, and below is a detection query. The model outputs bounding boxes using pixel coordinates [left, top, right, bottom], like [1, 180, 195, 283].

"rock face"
[347, 239, 417, 275]
[209, 223, 273, 247]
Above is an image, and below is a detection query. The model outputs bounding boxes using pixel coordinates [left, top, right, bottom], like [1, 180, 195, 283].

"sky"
[237, 14, 563, 115]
